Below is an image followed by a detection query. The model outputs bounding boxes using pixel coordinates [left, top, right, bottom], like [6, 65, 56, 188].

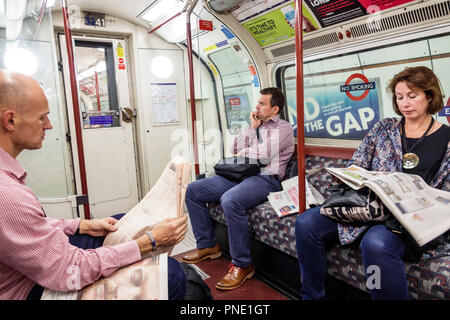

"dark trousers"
[27, 214, 186, 300]
[186, 174, 281, 268]
[294, 206, 408, 300]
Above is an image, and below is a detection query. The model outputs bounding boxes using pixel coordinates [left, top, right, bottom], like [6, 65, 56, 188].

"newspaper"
[103, 156, 191, 257]
[41, 253, 168, 300]
[267, 176, 325, 218]
[327, 165, 450, 246]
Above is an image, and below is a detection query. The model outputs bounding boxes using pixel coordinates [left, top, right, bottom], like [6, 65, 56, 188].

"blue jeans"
[28, 214, 186, 300]
[295, 206, 408, 300]
[186, 174, 281, 268]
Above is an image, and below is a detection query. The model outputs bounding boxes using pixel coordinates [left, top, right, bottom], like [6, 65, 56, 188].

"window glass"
[0, 11, 71, 197]
[74, 41, 120, 129]
[281, 34, 450, 141]
[209, 46, 259, 134]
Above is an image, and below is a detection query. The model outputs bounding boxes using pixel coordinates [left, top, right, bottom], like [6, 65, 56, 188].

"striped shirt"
[0, 146, 141, 300]
[231, 115, 295, 180]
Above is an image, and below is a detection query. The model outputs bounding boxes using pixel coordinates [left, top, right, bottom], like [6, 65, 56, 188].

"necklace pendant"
[403, 153, 419, 169]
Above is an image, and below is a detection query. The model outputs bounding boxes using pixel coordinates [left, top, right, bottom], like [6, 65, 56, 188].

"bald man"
[0, 70, 187, 300]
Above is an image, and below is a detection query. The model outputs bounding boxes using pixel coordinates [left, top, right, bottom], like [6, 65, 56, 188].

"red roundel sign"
[344, 73, 371, 102]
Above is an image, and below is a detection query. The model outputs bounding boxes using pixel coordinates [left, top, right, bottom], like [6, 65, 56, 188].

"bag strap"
[256, 127, 262, 142]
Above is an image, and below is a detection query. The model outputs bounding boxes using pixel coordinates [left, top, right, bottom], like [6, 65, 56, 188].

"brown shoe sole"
[215, 269, 255, 291]
[181, 251, 222, 264]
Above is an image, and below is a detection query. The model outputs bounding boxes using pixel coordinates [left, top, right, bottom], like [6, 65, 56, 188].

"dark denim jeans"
[295, 206, 408, 300]
[186, 174, 281, 268]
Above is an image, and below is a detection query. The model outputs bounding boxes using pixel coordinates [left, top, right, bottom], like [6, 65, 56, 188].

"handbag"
[214, 127, 266, 182]
[320, 184, 387, 223]
[213, 156, 263, 181]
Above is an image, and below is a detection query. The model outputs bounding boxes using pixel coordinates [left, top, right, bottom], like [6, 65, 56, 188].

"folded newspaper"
[103, 155, 191, 257]
[268, 176, 325, 218]
[41, 254, 168, 300]
[327, 165, 450, 246]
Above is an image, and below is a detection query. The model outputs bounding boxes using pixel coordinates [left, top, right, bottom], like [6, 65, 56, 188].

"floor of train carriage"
[173, 250, 290, 300]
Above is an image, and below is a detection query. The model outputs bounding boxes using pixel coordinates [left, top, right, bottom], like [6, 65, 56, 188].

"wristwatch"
[145, 231, 157, 252]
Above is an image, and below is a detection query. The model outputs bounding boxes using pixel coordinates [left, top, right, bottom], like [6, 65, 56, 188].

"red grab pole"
[186, 0, 200, 176]
[62, 0, 91, 219]
[295, 0, 306, 214]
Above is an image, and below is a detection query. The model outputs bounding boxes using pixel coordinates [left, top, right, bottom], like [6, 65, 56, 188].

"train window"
[279, 33, 450, 143]
[0, 10, 72, 198]
[209, 47, 258, 134]
[74, 41, 120, 129]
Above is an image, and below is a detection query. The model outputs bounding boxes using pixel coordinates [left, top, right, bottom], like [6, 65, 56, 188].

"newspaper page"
[267, 176, 325, 218]
[327, 165, 450, 246]
[41, 253, 168, 300]
[103, 156, 191, 257]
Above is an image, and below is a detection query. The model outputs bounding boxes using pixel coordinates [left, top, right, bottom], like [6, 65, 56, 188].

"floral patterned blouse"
[337, 117, 450, 245]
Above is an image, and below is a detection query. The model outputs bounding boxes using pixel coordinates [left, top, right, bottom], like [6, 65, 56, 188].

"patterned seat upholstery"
[208, 155, 450, 299]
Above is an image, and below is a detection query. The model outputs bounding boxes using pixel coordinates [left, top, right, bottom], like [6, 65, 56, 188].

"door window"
[74, 41, 120, 129]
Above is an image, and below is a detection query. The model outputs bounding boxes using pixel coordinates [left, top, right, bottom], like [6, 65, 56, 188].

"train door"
[59, 35, 139, 219]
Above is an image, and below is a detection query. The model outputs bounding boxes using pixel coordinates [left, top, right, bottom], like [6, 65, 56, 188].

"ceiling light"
[3, 47, 38, 76]
[139, 0, 186, 26]
[151, 56, 173, 79]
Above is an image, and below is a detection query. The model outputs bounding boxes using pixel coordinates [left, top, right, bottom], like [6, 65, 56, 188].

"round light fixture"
[3, 47, 38, 76]
[151, 55, 173, 79]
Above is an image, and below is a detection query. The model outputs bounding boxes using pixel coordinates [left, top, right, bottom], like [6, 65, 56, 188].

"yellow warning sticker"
[117, 43, 124, 58]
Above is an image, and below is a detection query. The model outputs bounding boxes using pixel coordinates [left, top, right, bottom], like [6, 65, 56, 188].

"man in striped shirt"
[0, 70, 187, 300]
[182, 87, 295, 290]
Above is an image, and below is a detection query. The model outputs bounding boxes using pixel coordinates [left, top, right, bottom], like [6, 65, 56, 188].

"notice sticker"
[118, 64, 125, 70]
[199, 20, 213, 31]
[117, 43, 124, 58]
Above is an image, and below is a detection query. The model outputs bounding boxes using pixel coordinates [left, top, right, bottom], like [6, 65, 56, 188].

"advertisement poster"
[304, 0, 417, 28]
[239, 0, 418, 45]
[286, 75, 382, 139]
[224, 93, 252, 133]
[243, 3, 319, 46]
[304, 0, 367, 28]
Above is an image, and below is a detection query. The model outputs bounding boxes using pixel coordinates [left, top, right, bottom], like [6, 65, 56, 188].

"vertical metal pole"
[62, 0, 91, 219]
[95, 71, 101, 111]
[295, 0, 306, 213]
[186, 0, 200, 176]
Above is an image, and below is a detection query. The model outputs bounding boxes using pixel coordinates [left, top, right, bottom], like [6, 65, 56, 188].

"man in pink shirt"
[182, 87, 295, 290]
[0, 70, 187, 300]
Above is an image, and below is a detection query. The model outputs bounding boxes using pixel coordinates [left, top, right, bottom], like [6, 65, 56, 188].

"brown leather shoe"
[181, 244, 222, 264]
[215, 263, 255, 290]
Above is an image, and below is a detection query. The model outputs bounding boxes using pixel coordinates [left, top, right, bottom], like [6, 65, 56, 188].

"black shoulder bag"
[213, 127, 267, 181]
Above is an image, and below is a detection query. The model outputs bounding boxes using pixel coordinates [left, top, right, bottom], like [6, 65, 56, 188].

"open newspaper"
[327, 165, 450, 246]
[41, 253, 168, 300]
[103, 156, 191, 257]
[41, 157, 191, 300]
[267, 176, 325, 218]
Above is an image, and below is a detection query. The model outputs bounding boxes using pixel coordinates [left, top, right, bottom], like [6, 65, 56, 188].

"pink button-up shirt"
[231, 115, 295, 180]
[0, 147, 141, 300]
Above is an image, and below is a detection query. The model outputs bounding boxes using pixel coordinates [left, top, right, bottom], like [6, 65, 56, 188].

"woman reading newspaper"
[295, 66, 450, 300]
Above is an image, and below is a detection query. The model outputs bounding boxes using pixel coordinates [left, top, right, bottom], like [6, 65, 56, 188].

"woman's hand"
[79, 217, 119, 237]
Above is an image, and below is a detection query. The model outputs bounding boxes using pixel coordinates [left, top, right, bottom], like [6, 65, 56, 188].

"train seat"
[208, 155, 450, 300]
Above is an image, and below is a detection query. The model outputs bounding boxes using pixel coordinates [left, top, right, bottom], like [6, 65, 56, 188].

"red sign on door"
[199, 20, 213, 31]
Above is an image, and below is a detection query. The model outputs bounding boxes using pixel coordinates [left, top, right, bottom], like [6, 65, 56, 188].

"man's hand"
[135, 215, 188, 256]
[79, 217, 119, 237]
[250, 111, 261, 130]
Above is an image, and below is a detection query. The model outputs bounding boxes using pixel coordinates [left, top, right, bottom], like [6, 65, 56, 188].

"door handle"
[121, 107, 133, 123]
